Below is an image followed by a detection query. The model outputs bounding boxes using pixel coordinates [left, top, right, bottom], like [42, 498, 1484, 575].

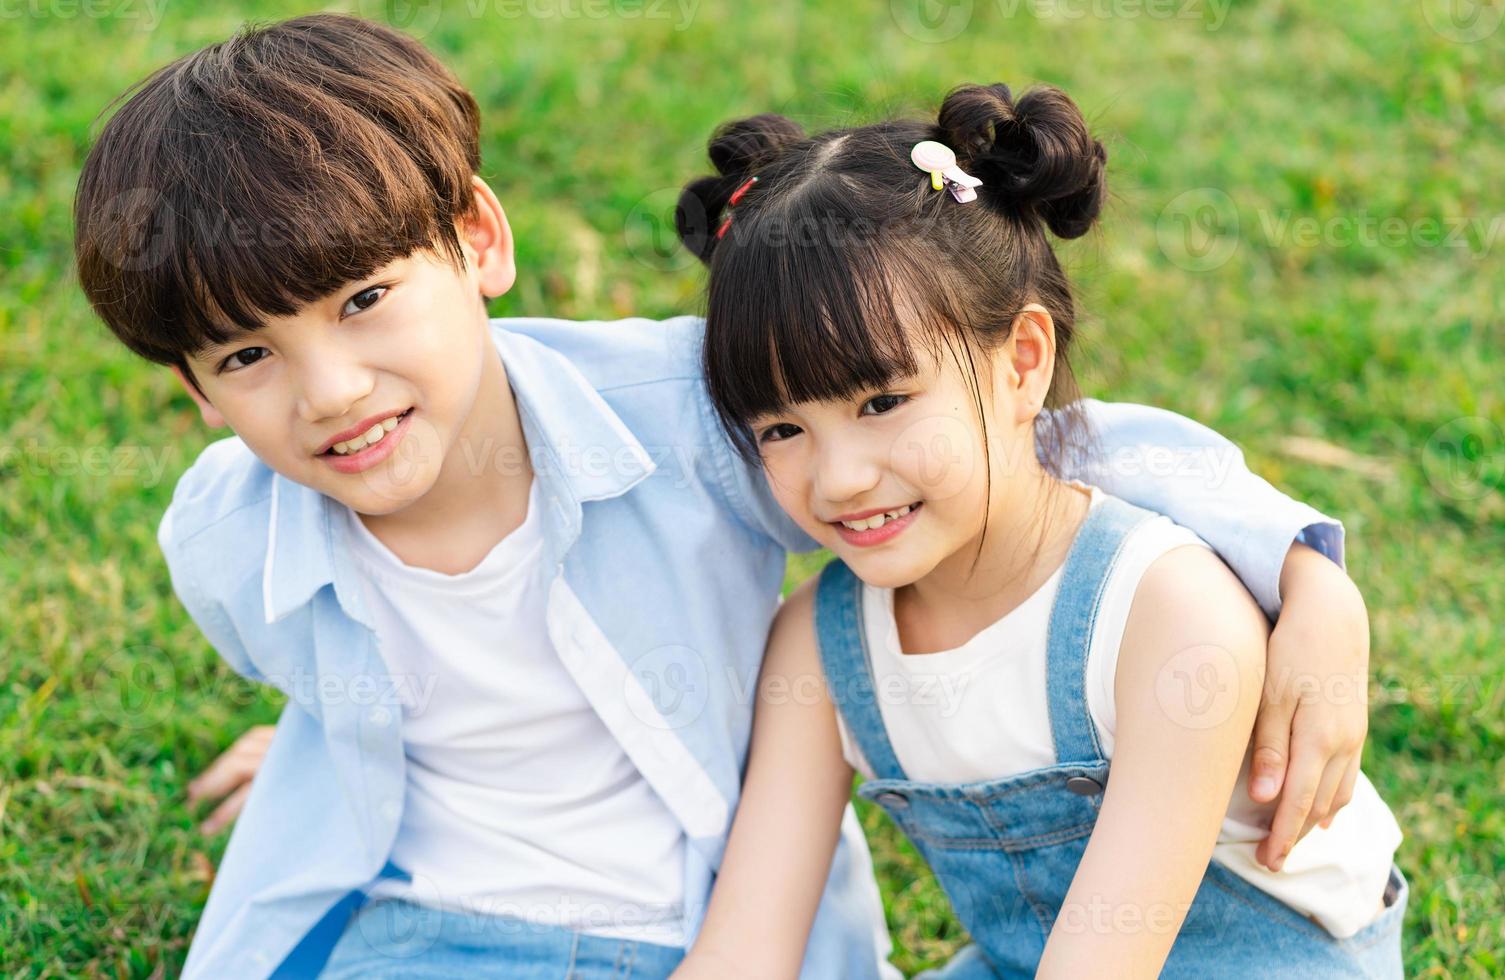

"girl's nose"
[812, 441, 884, 508]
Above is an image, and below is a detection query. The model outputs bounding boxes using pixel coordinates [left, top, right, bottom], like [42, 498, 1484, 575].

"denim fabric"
[320, 898, 686, 979]
[816, 495, 1405, 978]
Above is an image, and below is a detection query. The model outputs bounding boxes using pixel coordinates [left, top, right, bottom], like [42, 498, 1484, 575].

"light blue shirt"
[159, 315, 1343, 978]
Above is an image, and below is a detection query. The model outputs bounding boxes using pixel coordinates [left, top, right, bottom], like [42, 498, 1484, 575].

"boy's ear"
[1002, 303, 1057, 423]
[461, 175, 517, 300]
[170, 364, 227, 428]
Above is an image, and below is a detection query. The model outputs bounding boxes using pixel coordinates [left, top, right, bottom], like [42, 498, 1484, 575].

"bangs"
[160, 145, 465, 357]
[73, 14, 480, 368]
[702, 190, 974, 457]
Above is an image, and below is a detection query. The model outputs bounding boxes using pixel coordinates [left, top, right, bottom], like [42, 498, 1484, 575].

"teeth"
[330, 412, 405, 455]
[841, 504, 913, 531]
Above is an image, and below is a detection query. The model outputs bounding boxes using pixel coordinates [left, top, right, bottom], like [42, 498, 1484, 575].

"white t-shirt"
[837, 484, 1402, 940]
[344, 478, 687, 946]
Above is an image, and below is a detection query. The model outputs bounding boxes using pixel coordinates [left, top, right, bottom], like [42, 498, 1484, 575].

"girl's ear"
[461, 175, 517, 300]
[1003, 303, 1057, 424]
[170, 364, 227, 428]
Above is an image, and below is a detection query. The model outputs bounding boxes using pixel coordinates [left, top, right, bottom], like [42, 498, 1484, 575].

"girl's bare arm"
[673, 578, 856, 979]
[1037, 544, 1270, 978]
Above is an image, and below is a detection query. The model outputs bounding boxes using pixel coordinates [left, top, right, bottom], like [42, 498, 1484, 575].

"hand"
[185, 725, 275, 835]
[1250, 542, 1370, 871]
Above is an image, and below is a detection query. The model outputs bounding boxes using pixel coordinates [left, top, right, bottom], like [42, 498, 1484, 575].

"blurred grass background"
[2, 0, 1502, 975]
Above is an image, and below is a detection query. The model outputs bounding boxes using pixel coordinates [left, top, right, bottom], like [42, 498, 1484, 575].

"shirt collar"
[262, 319, 657, 625]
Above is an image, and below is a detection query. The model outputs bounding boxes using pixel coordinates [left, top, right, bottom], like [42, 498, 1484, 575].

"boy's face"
[172, 176, 516, 517]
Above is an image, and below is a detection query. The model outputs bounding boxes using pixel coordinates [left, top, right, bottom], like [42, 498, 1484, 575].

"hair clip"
[911, 141, 982, 203]
[716, 175, 760, 240]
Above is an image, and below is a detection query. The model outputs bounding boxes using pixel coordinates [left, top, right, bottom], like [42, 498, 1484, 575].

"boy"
[73, 14, 1372, 979]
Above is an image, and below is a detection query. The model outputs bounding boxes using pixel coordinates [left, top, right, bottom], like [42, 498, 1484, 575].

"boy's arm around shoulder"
[674, 578, 854, 980]
[1038, 544, 1269, 979]
[1063, 398, 1344, 619]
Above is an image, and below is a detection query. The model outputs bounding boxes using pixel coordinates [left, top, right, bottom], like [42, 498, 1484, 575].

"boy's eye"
[219, 347, 269, 374]
[862, 393, 908, 416]
[758, 422, 803, 444]
[342, 285, 387, 317]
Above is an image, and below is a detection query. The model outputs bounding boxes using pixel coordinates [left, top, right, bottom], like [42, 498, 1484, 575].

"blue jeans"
[319, 897, 686, 979]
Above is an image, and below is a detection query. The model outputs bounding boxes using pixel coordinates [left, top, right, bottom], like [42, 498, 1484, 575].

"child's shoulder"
[1119, 529, 1270, 679]
[157, 434, 274, 556]
[492, 314, 706, 392]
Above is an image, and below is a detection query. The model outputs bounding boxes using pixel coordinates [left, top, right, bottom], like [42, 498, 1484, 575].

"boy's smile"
[317, 406, 415, 473]
[170, 176, 526, 551]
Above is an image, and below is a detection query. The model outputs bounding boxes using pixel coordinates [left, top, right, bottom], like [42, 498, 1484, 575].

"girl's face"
[748, 308, 1055, 589]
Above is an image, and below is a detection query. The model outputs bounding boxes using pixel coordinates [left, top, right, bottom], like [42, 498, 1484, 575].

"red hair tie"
[715, 176, 760, 240]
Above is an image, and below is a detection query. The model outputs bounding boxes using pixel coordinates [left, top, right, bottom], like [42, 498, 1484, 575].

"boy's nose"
[295, 358, 377, 426]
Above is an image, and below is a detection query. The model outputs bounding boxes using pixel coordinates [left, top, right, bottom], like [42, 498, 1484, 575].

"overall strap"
[813, 560, 908, 782]
[1044, 494, 1158, 765]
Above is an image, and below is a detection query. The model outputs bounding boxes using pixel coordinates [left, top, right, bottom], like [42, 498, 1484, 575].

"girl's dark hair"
[73, 13, 482, 399]
[676, 83, 1104, 471]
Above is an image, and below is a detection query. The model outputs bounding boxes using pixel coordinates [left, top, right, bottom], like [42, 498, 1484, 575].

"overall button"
[874, 791, 911, 810]
[1065, 775, 1104, 795]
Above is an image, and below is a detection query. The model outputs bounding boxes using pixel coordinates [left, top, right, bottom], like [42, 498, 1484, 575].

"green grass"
[3, 0, 1502, 975]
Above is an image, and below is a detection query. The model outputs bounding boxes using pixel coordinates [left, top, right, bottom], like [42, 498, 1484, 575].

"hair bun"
[938, 83, 1106, 240]
[676, 113, 805, 264]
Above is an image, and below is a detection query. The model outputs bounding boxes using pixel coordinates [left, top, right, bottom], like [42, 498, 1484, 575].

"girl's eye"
[862, 393, 908, 416]
[758, 422, 803, 444]
[342, 285, 387, 317]
[219, 347, 269, 374]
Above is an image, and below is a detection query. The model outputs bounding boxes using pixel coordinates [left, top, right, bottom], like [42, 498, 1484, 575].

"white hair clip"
[911, 140, 983, 203]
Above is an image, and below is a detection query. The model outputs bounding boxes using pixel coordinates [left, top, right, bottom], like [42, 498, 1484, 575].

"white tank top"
[837, 483, 1402, 940]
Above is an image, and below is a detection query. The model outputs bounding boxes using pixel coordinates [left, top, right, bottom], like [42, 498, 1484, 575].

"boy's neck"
[354, 339, 535, 575]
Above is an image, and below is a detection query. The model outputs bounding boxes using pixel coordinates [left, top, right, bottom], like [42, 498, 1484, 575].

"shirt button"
[1065, 776, 1104, 795]
[368, 707, 393, 727]
[874, 791, 910, 810]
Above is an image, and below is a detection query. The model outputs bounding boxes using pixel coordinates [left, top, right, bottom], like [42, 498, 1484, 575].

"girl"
[670, 84, 1406, 978]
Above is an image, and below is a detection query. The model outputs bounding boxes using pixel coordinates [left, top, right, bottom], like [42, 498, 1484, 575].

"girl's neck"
[894, 465, 1093, 655]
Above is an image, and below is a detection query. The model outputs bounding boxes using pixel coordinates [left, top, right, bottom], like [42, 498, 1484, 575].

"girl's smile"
[829, 501, 923, 547]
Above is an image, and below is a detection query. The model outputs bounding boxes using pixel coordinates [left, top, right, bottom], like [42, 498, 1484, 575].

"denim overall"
[815, 495, 1408, 979]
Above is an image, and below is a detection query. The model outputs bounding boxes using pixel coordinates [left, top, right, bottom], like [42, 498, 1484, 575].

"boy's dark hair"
[73, 13, 482, 398]
[675, 83, 1105, 468]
